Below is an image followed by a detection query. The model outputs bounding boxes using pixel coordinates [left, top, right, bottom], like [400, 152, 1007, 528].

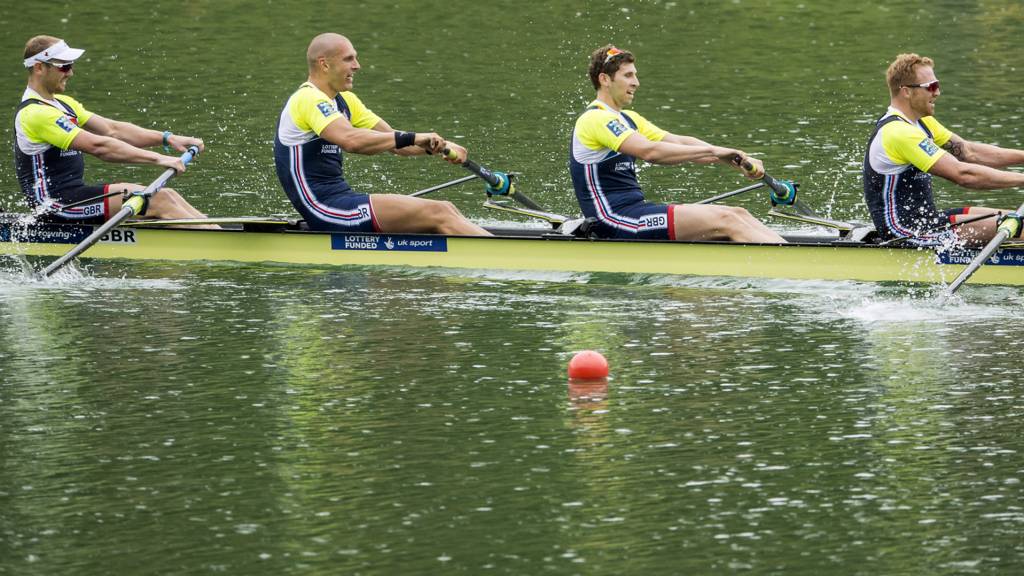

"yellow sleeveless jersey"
[15, 89, 93, 154]
[276, 82, 381, 146]
[866, 107, 952, 175]
[571, 99, 666, 164]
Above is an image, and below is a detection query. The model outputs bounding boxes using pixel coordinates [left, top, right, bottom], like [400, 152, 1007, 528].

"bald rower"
[273, 33, 490, 235]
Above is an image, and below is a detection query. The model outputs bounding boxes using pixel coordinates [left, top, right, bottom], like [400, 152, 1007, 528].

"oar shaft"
[509, 189, 545, 212]
[409, 174, 478, 197]
[445, 149, 547, 211]
[443, 148, 505, 189]
[462, 158, 502, 188]
[696, 182, 765, 205]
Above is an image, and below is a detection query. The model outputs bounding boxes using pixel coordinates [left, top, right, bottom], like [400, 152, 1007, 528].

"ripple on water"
[0, 268, 184, 292]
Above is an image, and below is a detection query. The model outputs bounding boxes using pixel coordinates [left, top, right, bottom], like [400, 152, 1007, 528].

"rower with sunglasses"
[14, 35, 211, 225]
[569, 45, 785, 243]
[864, 53, 1024, 246]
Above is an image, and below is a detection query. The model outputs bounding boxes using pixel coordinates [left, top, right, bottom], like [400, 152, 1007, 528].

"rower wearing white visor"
[14, 35, 212, 225]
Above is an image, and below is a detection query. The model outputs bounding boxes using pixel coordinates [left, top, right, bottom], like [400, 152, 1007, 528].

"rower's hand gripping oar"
[39, 146, 200, 278]
[942, 202, 1024, 297]
[443, 149, 545, 211]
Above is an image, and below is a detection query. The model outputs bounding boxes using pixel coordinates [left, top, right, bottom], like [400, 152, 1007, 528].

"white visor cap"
[24, 40, 85, 68]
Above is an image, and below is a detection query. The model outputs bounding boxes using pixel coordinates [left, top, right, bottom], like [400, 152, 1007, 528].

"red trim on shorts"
[667, 204, 677, 240]
[368, 196, 381, 232]
[102, 184, 112, 221]
[947, 206, 971, 223]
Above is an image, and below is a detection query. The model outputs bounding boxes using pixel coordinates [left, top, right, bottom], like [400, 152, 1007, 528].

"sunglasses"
[604, 47, 623, 64]
[46, 61, 73, 73]
[904, 79, 939, 94]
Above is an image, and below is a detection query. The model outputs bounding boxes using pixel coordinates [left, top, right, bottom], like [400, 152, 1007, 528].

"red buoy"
[567, 350, 609, 380]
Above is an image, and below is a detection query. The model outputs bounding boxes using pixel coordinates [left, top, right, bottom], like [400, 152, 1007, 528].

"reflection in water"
[2, 261, 1023, 573]
[568, 378, 609, 405]
[0, 261, 1019, 573]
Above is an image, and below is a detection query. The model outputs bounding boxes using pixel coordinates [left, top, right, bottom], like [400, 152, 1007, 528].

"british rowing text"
[100, 229, 136, 243]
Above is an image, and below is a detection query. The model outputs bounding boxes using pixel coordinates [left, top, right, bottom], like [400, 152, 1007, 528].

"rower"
[864, 53, 1024, 246]
[272, 33, 490, 236]
[14, 35, 212, 225]
[568, 45, 785, 243]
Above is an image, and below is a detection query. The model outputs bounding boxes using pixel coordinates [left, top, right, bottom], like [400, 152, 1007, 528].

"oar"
[443, 149, 546, 211]
[39, 146, 200, 278]
[941, 203, 1024, 296]
[409, 174, 478, 198]
[696, 182, 765, 204]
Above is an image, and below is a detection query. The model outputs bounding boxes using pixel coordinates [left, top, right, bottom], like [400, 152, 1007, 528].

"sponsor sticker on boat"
[0, 222, 91, 244]
[331, 234, 448, 252]
[937, 249, 1024, 266]
[0, 223, 137, 245]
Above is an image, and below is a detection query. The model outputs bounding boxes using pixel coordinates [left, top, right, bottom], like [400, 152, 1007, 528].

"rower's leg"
[110, 183, 219, 229]
[370, 194, 492, 236]
[950, 207, 1006, 246]
[672, 204, 785, 243]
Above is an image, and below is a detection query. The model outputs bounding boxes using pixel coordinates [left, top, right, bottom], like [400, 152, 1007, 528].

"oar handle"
[444, 149, 510, 193]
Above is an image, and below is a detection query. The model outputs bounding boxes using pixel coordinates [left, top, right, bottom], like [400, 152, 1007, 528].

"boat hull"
[2, 220, 1023, 286]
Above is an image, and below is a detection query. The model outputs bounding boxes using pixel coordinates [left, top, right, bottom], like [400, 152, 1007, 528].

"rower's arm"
[370, 119, 426, 157]
[85, 113, 205, 153]
[929, 152, 1024, 189]
[619, 133, 762, 177]
[320, 116, 443, 156]
[661, 133, 764, 172]
[944, 133, 1024, 168]
[69, 129, 182, 172]
[662, 133, 711, 147]
[83, 114, 159, 147]
[659, 133, 718, 164]
[368, 119, 463, 162]
[618, 133, 719, 164]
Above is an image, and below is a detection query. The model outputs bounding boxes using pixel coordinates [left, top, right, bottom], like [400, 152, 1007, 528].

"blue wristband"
[162, 130, 173, 153]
